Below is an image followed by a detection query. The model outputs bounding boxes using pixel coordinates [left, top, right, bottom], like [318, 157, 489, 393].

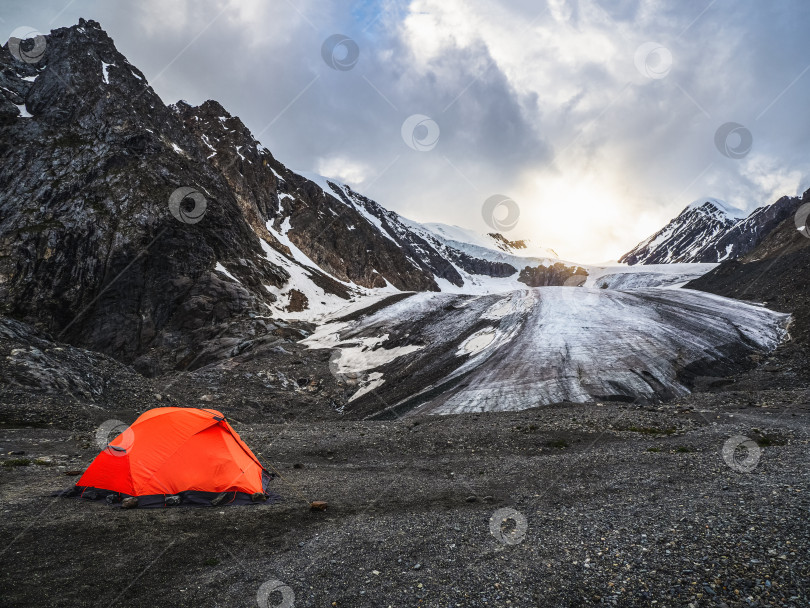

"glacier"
[303, 287, 790, 417]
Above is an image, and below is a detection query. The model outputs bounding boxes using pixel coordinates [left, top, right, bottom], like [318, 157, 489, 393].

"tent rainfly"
[66, 407, 276, 508]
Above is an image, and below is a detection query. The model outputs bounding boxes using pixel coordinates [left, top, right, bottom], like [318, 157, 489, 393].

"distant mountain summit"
[620, 196, 802, 265]
[685, 197, 746, 219]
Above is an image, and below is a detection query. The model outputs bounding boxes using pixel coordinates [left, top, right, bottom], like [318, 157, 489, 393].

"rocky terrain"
[517, 262, 588, 287]
[1, 19, 809, 608]
[2, 394, 808, 607]
[0, 20, 483, 376]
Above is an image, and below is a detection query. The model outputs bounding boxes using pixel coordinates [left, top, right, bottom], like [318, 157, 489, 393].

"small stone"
[121, 497, 138, 509]
[310, 501, 328, 511]
[413, 563, 422, 570]
[465, 496, 477, 503]
[199, 394, 215, 402]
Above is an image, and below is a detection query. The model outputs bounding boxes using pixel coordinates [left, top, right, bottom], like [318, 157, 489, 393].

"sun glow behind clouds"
[509, 172, 639, 264]
[392, 0, 719, 263]
[390, 0, 810, 262]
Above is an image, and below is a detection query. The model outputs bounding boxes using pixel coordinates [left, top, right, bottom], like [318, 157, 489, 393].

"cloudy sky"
[6, 0, 810, 262]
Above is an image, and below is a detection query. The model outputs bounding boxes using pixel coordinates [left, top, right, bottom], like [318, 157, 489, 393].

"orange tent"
[73, 407, 274, 508]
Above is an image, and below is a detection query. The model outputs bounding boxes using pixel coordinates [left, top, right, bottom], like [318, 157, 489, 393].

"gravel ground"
[1, 393, 808, 607]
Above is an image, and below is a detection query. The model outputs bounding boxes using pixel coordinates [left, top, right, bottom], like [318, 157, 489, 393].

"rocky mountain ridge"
[621, 195, 804, 265]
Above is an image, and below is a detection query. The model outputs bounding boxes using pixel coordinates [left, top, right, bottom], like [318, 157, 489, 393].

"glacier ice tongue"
[302, 287, 790, 417]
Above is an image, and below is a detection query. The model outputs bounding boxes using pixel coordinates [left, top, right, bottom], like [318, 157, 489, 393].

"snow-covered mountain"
[0, 19, 705, 372]
[268, 176, 716, 303]
[620, 198, 745, 264]
[2, 19, 647, 372]
[408, 222, 558, 262]
[621, 196, 803, 265]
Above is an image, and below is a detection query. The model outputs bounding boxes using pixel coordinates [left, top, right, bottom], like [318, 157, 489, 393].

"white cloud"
[741, 154, 804, 206]
[315, 156, 372, 186]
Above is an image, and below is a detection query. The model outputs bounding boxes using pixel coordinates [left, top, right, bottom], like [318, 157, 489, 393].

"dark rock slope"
[0, 19, 483, 374]
[517, 262, 588, 287]
[0, 312, 347, 428]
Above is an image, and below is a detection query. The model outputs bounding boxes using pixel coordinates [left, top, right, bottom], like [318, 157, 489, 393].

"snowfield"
[303, 287, 790, 416]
